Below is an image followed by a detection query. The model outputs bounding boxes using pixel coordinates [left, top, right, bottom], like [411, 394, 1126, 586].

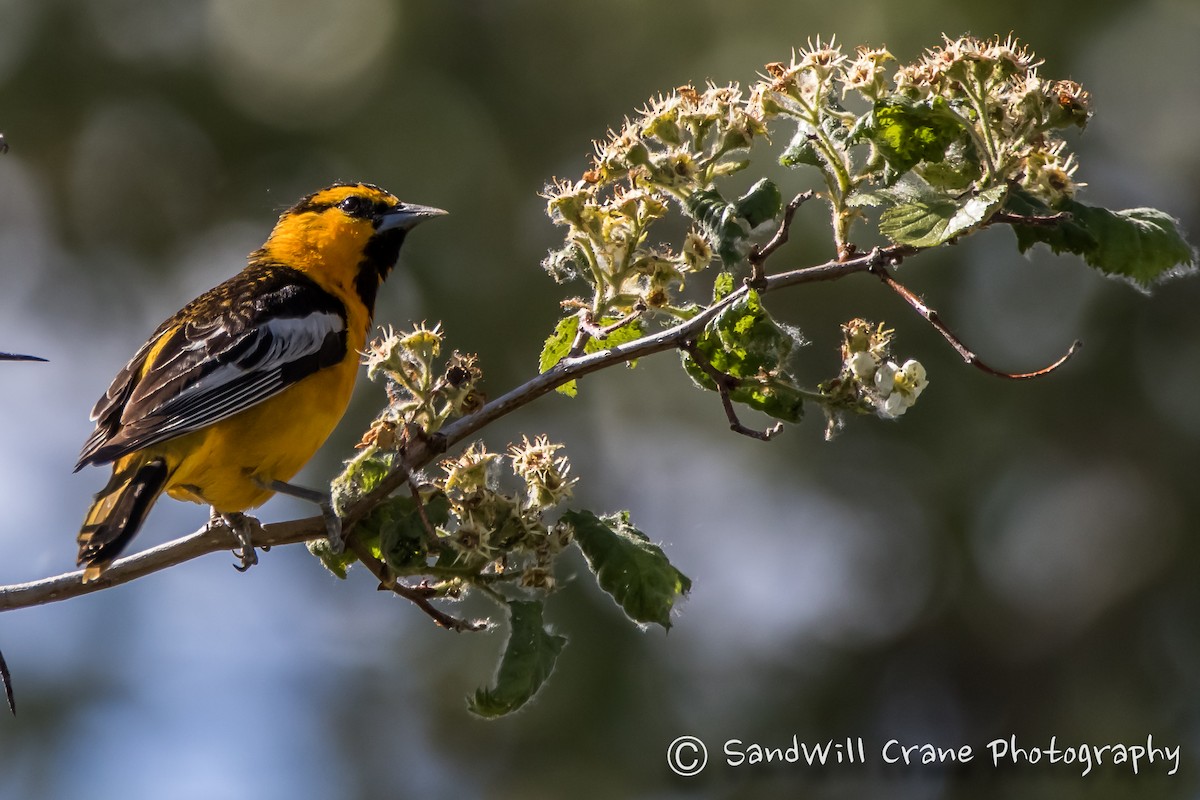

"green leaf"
[306, 537, 359, 579]
[587, 316, 647, 353]
[565, 509, 691, 630]
[734, 178, 783, 229]
[872, 178, 1008, 248]
[468, 600, 566, 718]
[364, 492, 450, 572]
[712, 271, 735, 301]
[851, 95, 967, 179]
[682, 181, 781, 267]
[780, 113, 850, 170]
[1008, 193, 1197, 290]
[539, 315, 579, 397]
[539, 313, 648, 398]
[685, 187, 752, 265]
[329, 448, 396, 519]
[780, 125, 822, 168]
[681, 289, 805, 423]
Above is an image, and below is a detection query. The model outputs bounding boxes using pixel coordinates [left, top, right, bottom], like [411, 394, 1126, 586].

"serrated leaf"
[330, 448, 396, 519]
[780, 125, 822, 168]
[712, 271, 735, 301]
[680, 289, 805, 423]
[586, 316, 647, 353]
[1009, 194, 1197, 290]
[565, 510, 691, 629]
[734, 178, 783, 229]
[306, 537, 359, 579]
[540, 313, 647, 398]
[878, 180, 1008, 247]
[540, 315, 579, 397]
[360, 492, 449, 572]
[852, 95, 967, 179]
[685, 187, 752, 265]
[468, 600, 566, 718]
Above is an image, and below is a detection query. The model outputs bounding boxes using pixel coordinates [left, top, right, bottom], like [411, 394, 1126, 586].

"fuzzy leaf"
[681, 289, 805, 423]
[540, 315, 580, 397]
[734, 178, 783, 229]
[852, 95, 966, 180]
[565, 510, 691, 629]
[1008, 193, 1197, 290]
[873, 179, 1008, 247]
[780, 124, 822, 168]
[306, 537, 359, 579]
[468, 600, 566, 718]
[367, 492, 450, 572]
[685, 187, 752, 265]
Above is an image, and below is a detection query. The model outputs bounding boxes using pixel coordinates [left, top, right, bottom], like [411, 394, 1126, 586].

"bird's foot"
[256, 478, 343, 554]
[208, 509, 262, 572]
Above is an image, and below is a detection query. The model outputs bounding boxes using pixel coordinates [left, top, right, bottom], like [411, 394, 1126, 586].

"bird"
[0, 353, 45, 362]
[74, 182, 446, 583]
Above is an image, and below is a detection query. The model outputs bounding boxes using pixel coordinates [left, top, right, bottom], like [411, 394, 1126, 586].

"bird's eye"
[338, 195, 365, 216]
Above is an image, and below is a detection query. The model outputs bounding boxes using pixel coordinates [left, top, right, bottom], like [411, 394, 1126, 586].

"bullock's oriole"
[75, 182, 445, 582]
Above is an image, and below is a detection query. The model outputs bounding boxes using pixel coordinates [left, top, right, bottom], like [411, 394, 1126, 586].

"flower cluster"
[360, 323, 483, 437]
[748, 34, 1093, 252]
[542, 84, 767, 321]
[819, 319, 929, 438]
[438, 437, 576, 590]
[895, 34, 1091, 202]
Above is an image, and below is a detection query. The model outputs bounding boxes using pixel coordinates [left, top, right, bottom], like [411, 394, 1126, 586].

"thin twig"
[747, 191, 813, 288]
[568, 306, 647, 358]
[871, 259, 1082, 379]
[578, 306, 646, 340]
[347, 538, 486, 632]
[680, 340, 784, 441]
[0, 649, 13, 715]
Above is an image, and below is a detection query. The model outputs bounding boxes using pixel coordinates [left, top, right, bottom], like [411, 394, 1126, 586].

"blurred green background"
[1, 1, 1198, 798]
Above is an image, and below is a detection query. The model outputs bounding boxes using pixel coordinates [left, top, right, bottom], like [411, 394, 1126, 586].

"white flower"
[874, 361, 899, 397]
[881, 392, 908, 419]
[848, 351, 878, 381]
[897, 359, 928, 398]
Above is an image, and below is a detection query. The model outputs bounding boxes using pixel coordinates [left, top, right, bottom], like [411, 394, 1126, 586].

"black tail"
[77, 458, 168, 582]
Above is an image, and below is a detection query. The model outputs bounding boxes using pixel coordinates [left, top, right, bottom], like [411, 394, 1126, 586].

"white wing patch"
[128, 311, 345, 441]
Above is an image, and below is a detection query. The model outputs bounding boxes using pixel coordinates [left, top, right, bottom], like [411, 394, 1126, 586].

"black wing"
[77, 264, 347, 470]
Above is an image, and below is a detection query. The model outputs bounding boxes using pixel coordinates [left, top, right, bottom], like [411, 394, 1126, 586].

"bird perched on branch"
[75, 183, 445, 582]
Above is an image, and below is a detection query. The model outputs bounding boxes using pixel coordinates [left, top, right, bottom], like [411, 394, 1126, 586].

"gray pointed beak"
[376, 202, 448, 233]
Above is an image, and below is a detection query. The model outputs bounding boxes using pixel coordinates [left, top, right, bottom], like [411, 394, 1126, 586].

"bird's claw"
[210, 510, 262, 573]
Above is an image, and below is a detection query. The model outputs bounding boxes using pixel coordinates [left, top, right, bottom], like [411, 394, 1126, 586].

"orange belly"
[154, 356, 359, 512]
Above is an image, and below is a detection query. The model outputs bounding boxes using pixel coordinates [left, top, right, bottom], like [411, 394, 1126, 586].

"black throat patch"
[354, 229, 406, 317]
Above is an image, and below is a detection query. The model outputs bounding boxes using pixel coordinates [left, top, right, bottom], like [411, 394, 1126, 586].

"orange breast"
[160, 354, 359, 512]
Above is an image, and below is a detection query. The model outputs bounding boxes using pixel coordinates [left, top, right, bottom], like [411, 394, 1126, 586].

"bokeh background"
[0, 1, 1198, 798]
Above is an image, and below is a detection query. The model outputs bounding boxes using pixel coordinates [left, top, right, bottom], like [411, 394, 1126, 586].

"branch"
[0, 516, 324, 610]
[871, 258, 1082, 379]
[346, 538, 487, 632]
[0, 244, 904, 616]
[747, 191, 814, 287]
[680, 340, 784, 441]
